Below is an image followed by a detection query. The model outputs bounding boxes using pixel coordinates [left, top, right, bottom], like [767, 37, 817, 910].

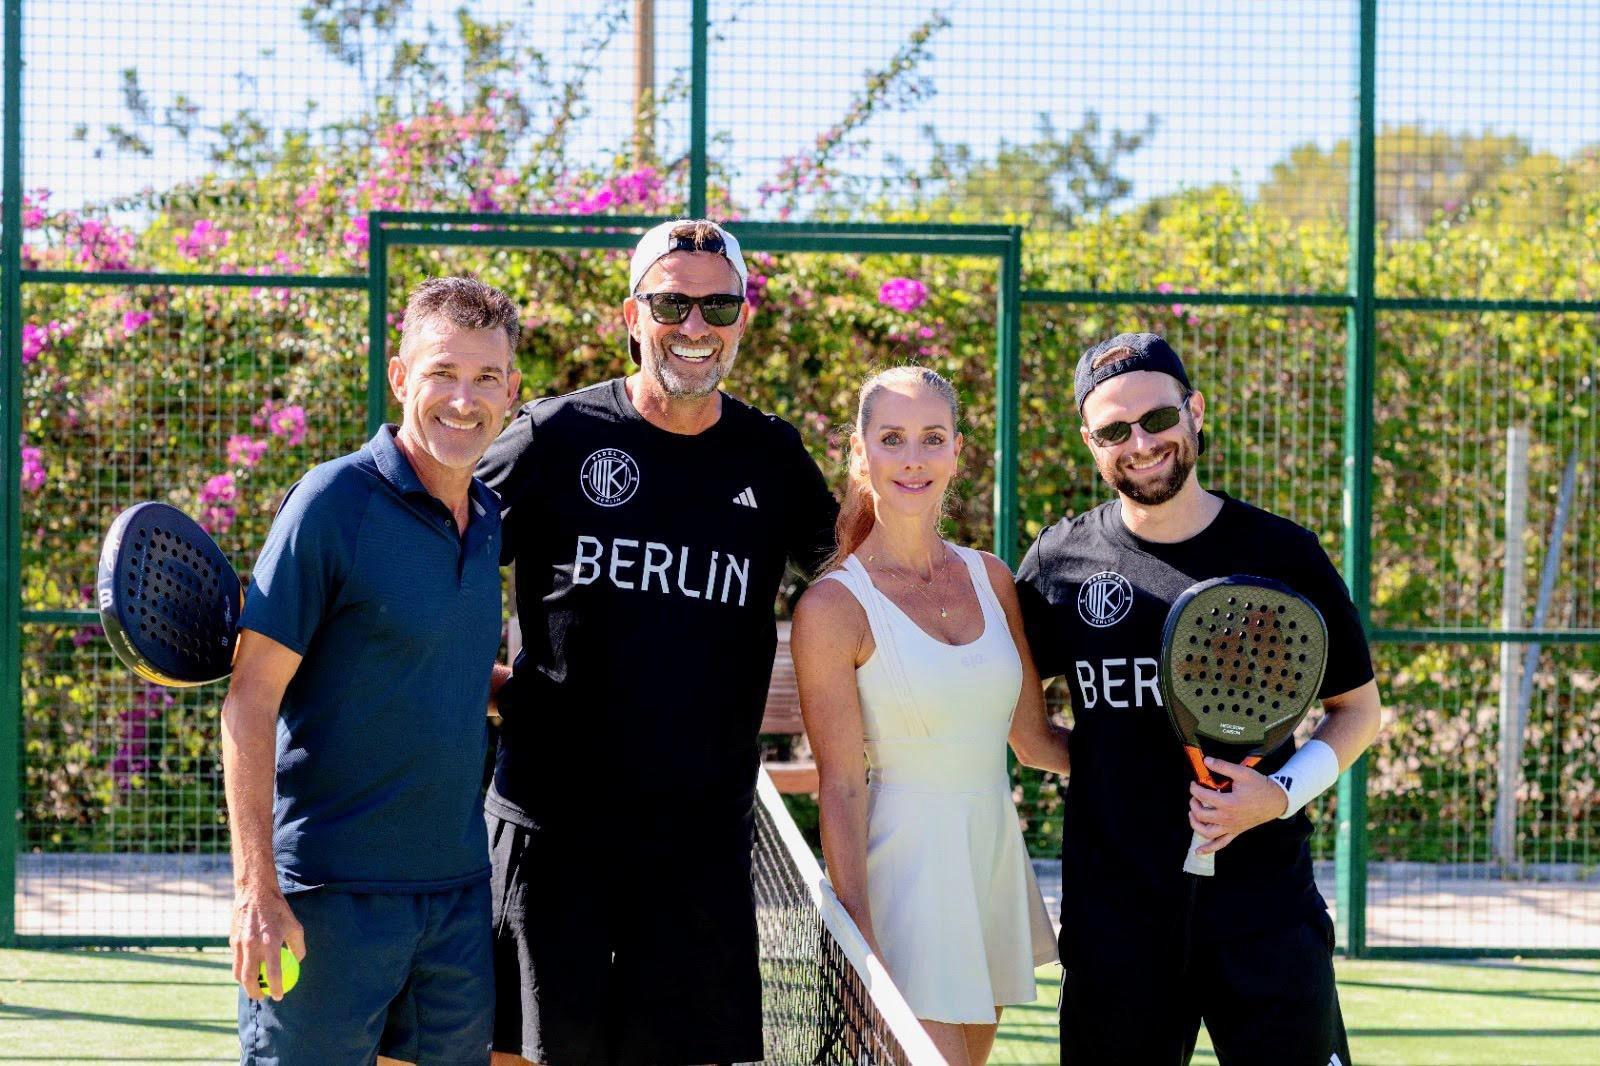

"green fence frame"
[5, 0, 1600, 955]
[367, 213, 1025, 561]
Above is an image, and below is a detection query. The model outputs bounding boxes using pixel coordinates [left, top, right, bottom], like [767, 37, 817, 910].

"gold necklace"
[867, 543, 952, 619]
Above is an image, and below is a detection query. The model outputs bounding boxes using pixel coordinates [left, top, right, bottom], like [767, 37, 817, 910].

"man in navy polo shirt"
[223, 275, 522, 1065]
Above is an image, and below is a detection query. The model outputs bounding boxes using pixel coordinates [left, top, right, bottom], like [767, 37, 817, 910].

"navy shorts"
[488, 813, 762, 1066]
[238, 879, 493, 1066]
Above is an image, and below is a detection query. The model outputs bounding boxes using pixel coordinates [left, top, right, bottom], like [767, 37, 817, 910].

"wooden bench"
[761, 621, 819, 794]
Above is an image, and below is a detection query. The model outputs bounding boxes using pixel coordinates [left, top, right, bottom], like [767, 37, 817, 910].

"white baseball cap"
[628, 219, 748, 294]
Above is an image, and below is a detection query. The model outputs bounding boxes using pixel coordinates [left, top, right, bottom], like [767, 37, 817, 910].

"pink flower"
[200, 472, 237, 506]
[176, 219, 230, 260]
[199, 505, 237, 535]
[22, 188, 49, 228]
[72, 624, 103, 648]
[226, 434, 268, 467]
[878, 278, 928, 314]
[20, 446, 45, 492]
[121, 310, 152, 335]
[21, 323, 47, 364]
[294, 182, 321, 209]
[469, 188, 499, 213]
[1156, 282, 1175, 295]
[343, 216, 370, 253]
[917, 325, 937, 339]
[268, 405, 308, 446]
[69, 218, 134, 271]
[745, 274, 769, 311]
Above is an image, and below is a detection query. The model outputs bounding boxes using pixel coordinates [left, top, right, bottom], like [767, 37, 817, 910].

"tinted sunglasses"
[633, 292, 745, 327]
[1088, 393, 1192, 447]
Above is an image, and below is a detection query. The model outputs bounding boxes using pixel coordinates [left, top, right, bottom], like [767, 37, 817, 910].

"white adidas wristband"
[1270, 739, 1341, 819]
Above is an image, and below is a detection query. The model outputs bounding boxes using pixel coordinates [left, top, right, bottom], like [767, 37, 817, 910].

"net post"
[0, 0, 23, 948]
[1336, 0, 1377, 960]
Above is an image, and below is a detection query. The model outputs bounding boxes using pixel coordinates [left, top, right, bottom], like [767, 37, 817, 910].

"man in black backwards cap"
[1015, 332, 1382, 1065]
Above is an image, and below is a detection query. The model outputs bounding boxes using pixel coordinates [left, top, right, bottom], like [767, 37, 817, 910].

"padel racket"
[1159, 575, 1328, 876]
[97, 502, 243, 687]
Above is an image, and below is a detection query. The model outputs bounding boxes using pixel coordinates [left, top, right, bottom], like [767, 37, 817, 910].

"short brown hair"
[400, 275, 521, 364]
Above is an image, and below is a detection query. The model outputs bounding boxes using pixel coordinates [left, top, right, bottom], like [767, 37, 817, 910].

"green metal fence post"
[0, 0, 23, 949]
[688, 0, 708, 218]
[366, 215, 387, 437]
[994, 228, 1022, 567]
[1336, 0, 1377, 959]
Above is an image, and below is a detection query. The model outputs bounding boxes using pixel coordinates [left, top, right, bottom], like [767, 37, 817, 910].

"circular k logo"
[579, 448, 640, 507]
[1077, 571, 1134, 628]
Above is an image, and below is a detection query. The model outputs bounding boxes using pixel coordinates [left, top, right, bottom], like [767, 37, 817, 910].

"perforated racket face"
[1160, 576, 1328, 755]
[97, 503, 242, 687]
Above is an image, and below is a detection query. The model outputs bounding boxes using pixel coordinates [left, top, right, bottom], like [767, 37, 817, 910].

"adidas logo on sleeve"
[732, 487, 758, 509]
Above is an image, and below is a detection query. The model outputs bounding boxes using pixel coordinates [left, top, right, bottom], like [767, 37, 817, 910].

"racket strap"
[1269, 738, 1341, 819]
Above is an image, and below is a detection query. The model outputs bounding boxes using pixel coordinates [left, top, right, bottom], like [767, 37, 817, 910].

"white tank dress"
[822, 547, 1057, 1024]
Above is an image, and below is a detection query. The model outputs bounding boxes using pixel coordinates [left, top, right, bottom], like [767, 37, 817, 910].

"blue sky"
[16, 0, 1600, 215]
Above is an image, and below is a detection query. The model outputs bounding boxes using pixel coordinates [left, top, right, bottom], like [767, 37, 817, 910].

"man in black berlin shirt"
[476, 220, 838, 1066]
[1016, 333, 1383, 1065]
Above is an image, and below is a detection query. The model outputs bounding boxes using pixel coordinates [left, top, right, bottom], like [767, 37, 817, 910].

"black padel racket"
[1159, 575, 1328, 876]
[97, 502, 243, 687]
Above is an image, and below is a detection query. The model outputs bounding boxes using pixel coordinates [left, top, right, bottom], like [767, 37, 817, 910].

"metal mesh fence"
[21, 0, 688, 273]
[1374, 1, 1600, 298]
[15, 284, 365, 939]
[4, 1, 1600, 959]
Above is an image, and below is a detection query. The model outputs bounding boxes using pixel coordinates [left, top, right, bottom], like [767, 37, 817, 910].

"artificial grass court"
[1, 951, 1597, 1064]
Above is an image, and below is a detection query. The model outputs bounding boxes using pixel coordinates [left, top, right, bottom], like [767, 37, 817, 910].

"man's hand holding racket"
[1158, 575, 1330, 876]
[1186, 755, 1291, 856]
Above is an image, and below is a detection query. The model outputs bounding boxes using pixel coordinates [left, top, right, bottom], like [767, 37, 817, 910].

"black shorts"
[1059, 898, 1350, 1066]
[488, 813, 762, 1066]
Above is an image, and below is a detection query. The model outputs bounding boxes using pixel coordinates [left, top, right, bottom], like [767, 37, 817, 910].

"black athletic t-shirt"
[477, 379, 838, 850]
[1016, 493, 1373, 933]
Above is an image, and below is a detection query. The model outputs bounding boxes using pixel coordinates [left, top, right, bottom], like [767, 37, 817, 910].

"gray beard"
[645, 337, 737, 398]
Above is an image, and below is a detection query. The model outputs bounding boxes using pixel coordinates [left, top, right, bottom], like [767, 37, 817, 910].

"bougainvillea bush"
[16, 9, 1599, 860]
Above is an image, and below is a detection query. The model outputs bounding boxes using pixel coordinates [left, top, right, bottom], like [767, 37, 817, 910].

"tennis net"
[751, 770, 942, 1065]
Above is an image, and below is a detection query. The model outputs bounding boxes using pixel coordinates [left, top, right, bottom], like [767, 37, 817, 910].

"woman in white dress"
[792, 366, 1071, 1066]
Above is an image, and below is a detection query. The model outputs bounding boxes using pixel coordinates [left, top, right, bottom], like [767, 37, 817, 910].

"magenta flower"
[70, 218, 135, 271]
[293, 182, 321, 209]
[21, 323, 47, 364]
[121, 310, 152, 335]
[72, 624, 103, 648]
[878, 278, 928, 313]
[469, 188, 499, 213]
[22, 188, 49, 228]
[200, 472, 237, 506]
[745, 274, 769, 312]
[20, 446, 45, 492]
[268, 405, 308, 447]
[176, 219, 230, 259]
[343, 217, 370, 253]
[226, 434, 269, 467]
[199, 505, 237, 534]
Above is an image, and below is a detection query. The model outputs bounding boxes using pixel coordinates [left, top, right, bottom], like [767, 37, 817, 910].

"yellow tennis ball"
[257, 946, 300, 995]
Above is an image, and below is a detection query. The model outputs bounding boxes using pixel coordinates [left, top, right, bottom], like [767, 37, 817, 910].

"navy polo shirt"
[240, 425, 502, 894]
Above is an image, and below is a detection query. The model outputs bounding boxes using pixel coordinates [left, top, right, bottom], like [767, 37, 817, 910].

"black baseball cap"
[1074, 332, 1205, 454]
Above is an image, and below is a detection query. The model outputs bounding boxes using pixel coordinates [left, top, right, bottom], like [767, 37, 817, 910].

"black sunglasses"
[633, 292, 745, 327]
[1088, 393, 1192, 447]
